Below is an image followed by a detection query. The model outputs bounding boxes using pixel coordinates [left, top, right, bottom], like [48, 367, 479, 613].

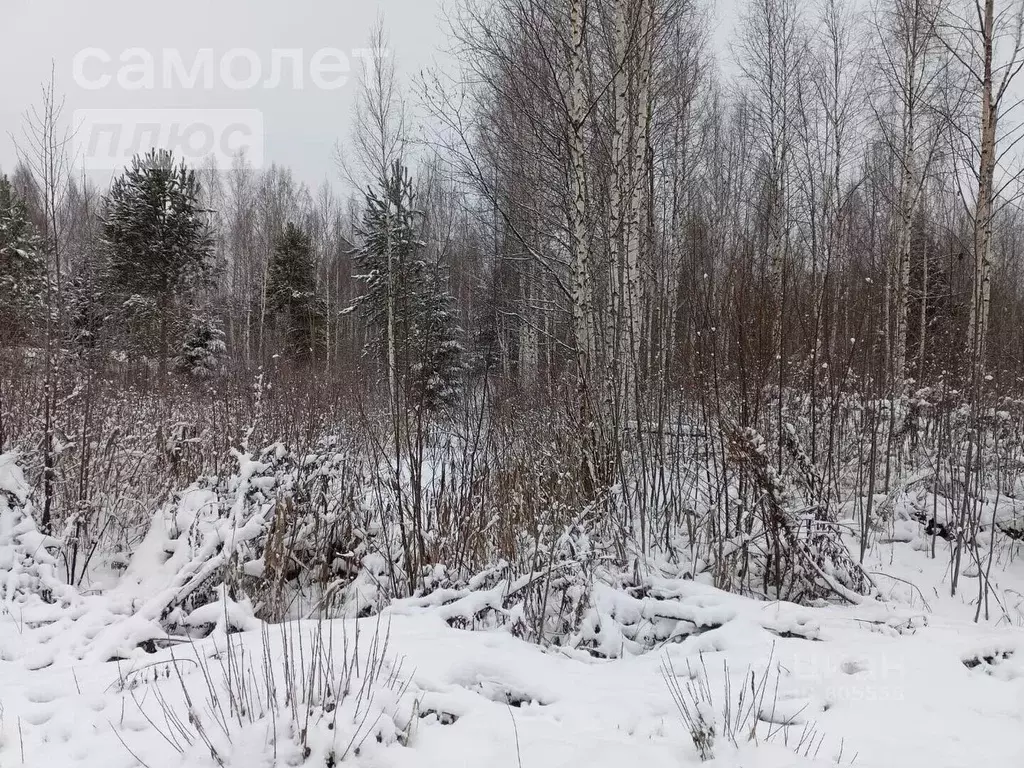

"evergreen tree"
[267, 222, 324, 360]
[177, 313, 226, 378]
[66, 271, 105, 353]
[408, 269, 465, 410]
[354, 161, 463, 412]
[101, 149, 215, 366]
[0, 175, 45, 346]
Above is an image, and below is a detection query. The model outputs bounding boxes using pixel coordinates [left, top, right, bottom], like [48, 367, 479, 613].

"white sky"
[0, 0, 450, 190]
[0, 0, 743, 192]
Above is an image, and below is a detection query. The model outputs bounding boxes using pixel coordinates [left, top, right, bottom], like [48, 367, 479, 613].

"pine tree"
[354, 161, 463, 412]
[266, 222, 324, 360]
[101, 149, 215, 366]
[0, 175, 45, 347]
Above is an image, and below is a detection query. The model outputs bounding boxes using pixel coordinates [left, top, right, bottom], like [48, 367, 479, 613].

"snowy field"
[1, 494, 1022, 768]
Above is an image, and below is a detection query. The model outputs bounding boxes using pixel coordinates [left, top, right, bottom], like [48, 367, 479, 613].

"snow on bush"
[0, 451, 72, 606]
[103, 438, 388, 649]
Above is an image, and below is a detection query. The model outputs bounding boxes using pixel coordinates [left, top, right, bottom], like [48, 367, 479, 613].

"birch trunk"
[624, 0, 653, 408]
[892, 142, 915, 394]
[969, 0, 997, 377]
[568, 0, 607, 491]
[609, 0, 628, 422]
[569, 0, 596, 383]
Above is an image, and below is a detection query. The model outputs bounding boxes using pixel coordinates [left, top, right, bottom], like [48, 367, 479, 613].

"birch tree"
[735, 0, 805, 461]
[873, 0, 948, 393]
[943, 0, 1024, 382]
[338, 17, 408, 190]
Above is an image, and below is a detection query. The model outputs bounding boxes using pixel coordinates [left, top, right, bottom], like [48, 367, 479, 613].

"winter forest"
[1, 0, 1024, 766]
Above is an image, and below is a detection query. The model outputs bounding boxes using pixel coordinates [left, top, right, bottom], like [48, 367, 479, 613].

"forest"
[0, 0, 1023, 765]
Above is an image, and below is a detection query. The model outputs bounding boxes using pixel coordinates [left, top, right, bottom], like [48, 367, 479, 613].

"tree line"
[3, 0, 1024, 502]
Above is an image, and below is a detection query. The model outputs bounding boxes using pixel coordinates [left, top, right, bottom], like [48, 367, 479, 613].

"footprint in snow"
[86, 695, 108, 712]
[23, 649, 55, 671]
[21, 705, 55, 726]
[117, 716, 152, 733]
[25, 684, 62, 704]
[69, 745, 91, 761]
[840, 658, 869, 675]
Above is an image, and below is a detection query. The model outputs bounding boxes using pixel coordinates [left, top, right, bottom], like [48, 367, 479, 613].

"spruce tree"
[0, 175, 45, 347]
[267, 222, 324, 360]
[177, 314, 226, 378]
[354, 161, 463, 412]
[101, 149, 215, 366]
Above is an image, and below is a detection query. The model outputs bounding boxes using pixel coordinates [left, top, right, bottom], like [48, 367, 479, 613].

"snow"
[0, 607, 1019, 767]
[0, 529, 1020, 767]
[1, 447, 1023, 767]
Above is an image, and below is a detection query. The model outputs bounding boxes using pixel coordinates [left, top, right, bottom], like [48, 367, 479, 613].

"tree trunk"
[969, 0, 997, 380]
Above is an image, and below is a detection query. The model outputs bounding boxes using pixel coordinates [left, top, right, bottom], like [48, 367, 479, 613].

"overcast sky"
[0, 0, 450, 190]
[1, 0, 742, 193]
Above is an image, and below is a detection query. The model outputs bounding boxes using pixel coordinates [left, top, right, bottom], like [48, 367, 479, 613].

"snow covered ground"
[0, 447, 1022, 767]
[1, 525, 1022, 768]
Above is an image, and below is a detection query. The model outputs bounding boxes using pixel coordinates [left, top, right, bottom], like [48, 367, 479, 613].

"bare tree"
[15, 65, 73, 306]
[734, 0, 806, 464]
[942, 0, 1024, 382]
[872, 0, 950, 393]
[13, 67, 75, 533]
[337, 16, 409, 191]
